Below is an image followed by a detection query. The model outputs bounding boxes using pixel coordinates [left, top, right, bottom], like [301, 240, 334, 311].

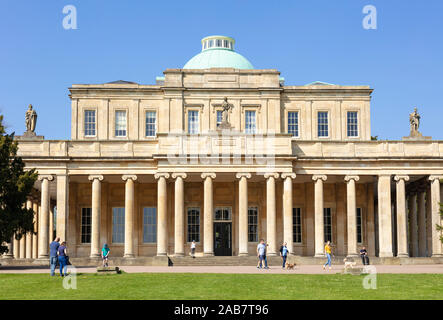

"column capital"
[344, 175, 360, 183]
[201, 172, 216, 180]
[281, 173, 296, 180]
[88, 175, 104, 181]
[154, 172, 170, 180]
[394, 175, 410, 182]
[38, 174, 54, 181]
[122, 175, 137, 181]
[236, 172, 251, 179]
[429, 175, 443, 182]
[312, 174, 327, 182]
[264, 173, 279, 180]
[172, 173, 187, 179]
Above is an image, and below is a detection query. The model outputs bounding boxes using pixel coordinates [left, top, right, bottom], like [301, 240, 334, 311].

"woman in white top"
[190, 240, 196, 258]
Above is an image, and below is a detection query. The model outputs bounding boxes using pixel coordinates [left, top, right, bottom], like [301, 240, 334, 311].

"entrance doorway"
[214, 207, 232, 256]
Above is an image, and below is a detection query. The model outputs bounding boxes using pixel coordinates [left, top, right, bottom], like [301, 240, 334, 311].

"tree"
[0, 114, 37, 255]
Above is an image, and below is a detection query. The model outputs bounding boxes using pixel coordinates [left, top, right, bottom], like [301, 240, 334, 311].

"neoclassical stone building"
[5, 35, 443, 262]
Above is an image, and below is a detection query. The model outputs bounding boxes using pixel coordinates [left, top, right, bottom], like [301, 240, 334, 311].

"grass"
[0, 273, 442, 300]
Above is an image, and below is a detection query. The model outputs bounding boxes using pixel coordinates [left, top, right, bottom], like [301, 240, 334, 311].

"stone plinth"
[96, 266, 121, 275]
[15, 132, 44, 140]
[402, 131, 431, 141]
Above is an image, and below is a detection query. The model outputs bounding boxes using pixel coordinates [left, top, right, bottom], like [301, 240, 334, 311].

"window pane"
[112, 207, 125, 243]
[248, 207, 258, 242]
[188, 110, 199, 134]
[216, 110, 222, 127]
[288, 111, 299, 137]
[347, 111, 358, 137]
[323, 208, 332, 242]
[292, 208, 302, 243]
[81, 208, 92, 243]
[187, 207, 200, 242]
[84, 110, 96, 136]
[318, 112, 329, 137]
[143, 207, 157, 243]
[115, 111, 127, 137]
[245, 110, 256, 134]
[145, 111, 156, 137]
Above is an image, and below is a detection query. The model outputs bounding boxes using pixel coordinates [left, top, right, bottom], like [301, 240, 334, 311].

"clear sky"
[1, 0, 442, 140]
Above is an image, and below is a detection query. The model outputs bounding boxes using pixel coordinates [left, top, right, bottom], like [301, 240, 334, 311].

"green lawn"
[0, 273, 442, 300]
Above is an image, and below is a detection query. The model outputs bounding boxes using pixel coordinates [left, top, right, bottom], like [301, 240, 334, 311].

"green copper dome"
[183, 36, 254, 70]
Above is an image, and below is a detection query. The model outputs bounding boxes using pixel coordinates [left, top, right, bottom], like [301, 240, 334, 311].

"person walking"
[360, 246, 370, 265]
[190, 240, 196, 258]
[49, 237, 60, 276]
[102, 243, 110, 267]
[57, 241, 68, 277]
[257, 239, 269, 269]
[279, 242, 289, 269]
[322, 241, 333, 271]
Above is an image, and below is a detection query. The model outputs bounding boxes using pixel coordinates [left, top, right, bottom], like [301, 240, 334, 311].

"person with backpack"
[279, 242, 289, 269]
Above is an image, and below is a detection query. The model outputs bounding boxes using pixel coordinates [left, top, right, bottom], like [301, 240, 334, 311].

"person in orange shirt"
[322, 241, 333, 271]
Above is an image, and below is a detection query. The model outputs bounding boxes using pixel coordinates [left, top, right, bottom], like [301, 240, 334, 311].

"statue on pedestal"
[25, 104, 37, 135]
[409, 107, 420, 135]
[217, 97, 233, 130]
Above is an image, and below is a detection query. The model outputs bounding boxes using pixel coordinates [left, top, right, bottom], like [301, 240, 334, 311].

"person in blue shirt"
[49, 237, 60, 276]
[57, 241, 68, 277]
[279, 242, 289, 269]
[256, 239, 269, 269]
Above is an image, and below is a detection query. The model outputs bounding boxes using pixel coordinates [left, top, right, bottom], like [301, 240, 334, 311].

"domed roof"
[183, 36, 254, 70]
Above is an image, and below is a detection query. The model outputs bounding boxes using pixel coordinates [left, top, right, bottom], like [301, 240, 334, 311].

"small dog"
[285, 262, 296, 270]
[343, 258, 356, 270]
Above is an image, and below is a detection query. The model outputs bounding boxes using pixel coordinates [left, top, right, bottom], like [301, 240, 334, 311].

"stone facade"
[4, 57, 443, 261]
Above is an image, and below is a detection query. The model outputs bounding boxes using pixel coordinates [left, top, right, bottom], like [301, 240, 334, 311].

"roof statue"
[403, 107, 431, 141]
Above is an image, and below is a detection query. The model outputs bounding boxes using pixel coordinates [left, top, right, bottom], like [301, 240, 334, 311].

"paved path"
[0, 265, 442, 274]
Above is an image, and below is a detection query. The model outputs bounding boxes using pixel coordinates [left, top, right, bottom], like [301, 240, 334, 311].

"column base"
[267, 253, 277, 256]
[156, 253, 167, 256]
[238, 253, 249, 257]
[314, 253, 324, 258]
[123, 254, 135, 258]
[346, 254, 359, 258]
[397, 253, 409, 258]
[173, 253, 185, 257]
[37, 255, 49, 260]
[431, 254, 443, 258]
[90, 253, 101, 258]
[2, 255, 13, 259]
[204, 252, 214, 256]
[378, 252, 394, 258]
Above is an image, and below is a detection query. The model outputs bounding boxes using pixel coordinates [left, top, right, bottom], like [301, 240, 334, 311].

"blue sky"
[0, 0, 442, 140]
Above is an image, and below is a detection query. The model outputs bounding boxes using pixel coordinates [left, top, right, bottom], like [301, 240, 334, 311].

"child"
[190, 240, 196, 258]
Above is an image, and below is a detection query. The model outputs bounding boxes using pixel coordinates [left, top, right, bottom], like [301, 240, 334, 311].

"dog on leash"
[343, 258, 356, 270]
[285, 262, 296, 270]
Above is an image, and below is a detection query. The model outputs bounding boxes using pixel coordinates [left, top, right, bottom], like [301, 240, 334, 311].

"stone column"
[313, 175, 327, 257]
[426, 187, 432, 257]
[13, 235, 20, 259]
[19, 235, 26, 259]
[236, 173, 251, 256]
[38, 175, 53, 259]
[394, 175, 409, 257]
[49, 204, 54, 244]
[25, 199, 33, 259]
[32, 201, 38, 259]
[88, 175, 103, 258]
[123, 175, 137, 258]
[264, 173, 279, 256]
[56, 174, 69, 242]
[409, 194, 418, 257]
[155, 173, 170, 256]
[417, 191, 427, 257]
[172, 173, 187, 256]
[202, 173, 216, 256]
[345, 175, 360, 257]
[429, 175, 443, 257]
[282, 173, 296, 253]
[377, 175, 393, 257]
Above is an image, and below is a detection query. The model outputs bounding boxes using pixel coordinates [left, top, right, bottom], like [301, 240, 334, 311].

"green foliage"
[371, 135, 379, 141]
[438, 202, 443, 243]
[0, 114, 37, 254]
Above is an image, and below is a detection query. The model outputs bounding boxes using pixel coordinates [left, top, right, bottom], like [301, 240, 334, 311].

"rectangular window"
[80, 208, 92, 244]
[214, 207, 231, 221]
[293, 208, 302, 243]
[245, 110, 256, 134]
[145, 111, 156, 137]
[143, 207, 157, 243]
[216, 110, 222, 128]
[248, 207, 258, 242]
[84, 110, 96, 136]
[324, 208, 332, 243]
[115, 110, 127, 137]
[356, 208, 363, 244]
[188, 110, 199, 134]
[347, 111, 358, 137]
[187, 207, 200, 242]
[112, 207, 125, 243]
[318, 111, 329, 137]
[288, 111, 299, 137]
